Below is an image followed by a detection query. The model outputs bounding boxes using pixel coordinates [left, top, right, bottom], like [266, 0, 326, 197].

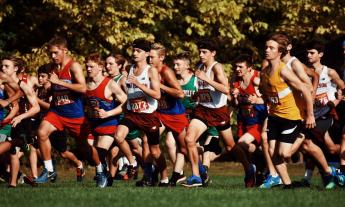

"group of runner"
[0, 34, 345, 189]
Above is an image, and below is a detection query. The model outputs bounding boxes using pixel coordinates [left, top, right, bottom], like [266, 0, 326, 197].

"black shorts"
[10, 118, 36, 153]
[267, 116, 302, 144]
[303, 116, 333, 144]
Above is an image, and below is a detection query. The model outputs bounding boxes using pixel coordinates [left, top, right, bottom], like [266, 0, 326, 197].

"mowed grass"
[1, 162, 344, 207]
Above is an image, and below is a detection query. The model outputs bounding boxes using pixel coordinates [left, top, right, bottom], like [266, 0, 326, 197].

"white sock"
[130, 161, 137, 167]
[180, 171, 184, 175]
[160, 178, 169, 183]
[44, 160, 54, 172]
[77, 163, 83, 169]
[96, 164, 103, 173]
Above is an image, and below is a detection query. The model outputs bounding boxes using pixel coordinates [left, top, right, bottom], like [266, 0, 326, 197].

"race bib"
[315, 93, 329, 107]
[158, 96, 171, 110]
[267, 95, 280, 106]
[129, 97, 149, 112]
[198, 89, 213, 103]
[54, 91, 74, 106]
[240, 105, 256, 118]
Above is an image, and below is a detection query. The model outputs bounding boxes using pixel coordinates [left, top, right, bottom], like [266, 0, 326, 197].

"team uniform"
[233, 70, 267, 145]
[86, 77, 119, 137]
[193, 62, 230, 131]
[260, 62, 303, 144]
[44, 60, 89, 139]
[157, 65, 188, 135]
[120, 65, 161, 145]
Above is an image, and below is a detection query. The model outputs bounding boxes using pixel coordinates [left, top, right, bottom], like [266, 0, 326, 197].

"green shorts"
[125, 129, 141, 141]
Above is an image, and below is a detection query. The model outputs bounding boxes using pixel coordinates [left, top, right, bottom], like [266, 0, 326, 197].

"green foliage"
[0, 0, 344, 74]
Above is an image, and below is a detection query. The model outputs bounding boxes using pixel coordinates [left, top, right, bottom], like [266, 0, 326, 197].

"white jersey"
[316, 65, 336, 103]
[286, 56, 297, 70]
[126, 65, 157, 113]
[196, 62, 227, 108]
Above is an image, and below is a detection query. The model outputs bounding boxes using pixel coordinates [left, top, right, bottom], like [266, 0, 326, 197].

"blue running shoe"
[322, 173, 336, 189]
[259, 174, 282, 189]
[34, 168, 57, 184]
[336, 171, 345, 186]
[181, 175, 202, 188]
[96, 172, 108, 188]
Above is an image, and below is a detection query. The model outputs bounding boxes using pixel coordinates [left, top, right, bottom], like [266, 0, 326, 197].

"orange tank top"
[261, 62, 301, 120]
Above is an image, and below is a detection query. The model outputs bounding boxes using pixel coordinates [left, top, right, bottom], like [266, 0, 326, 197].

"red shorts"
[157, 113, 189, 134]
[193, 105, 230, 127]
[92, 125, 117, 137]
[44, 111, 89, 139]
[237, 121, 262, 145]
[121, 111, 161, 133]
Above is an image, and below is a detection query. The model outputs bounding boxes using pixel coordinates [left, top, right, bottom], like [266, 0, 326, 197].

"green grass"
[1, 163, 344, 207]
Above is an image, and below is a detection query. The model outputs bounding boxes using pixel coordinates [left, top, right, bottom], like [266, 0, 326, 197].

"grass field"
[1, 162, 344, 207]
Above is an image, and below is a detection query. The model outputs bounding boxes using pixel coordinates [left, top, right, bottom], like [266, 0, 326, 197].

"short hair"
[233, 54, 253, 67]
[37, 63, 54, 75]
[267, 33, 289, 57]
[150, 43, 166, 57]
[197, 39, 217, 52]
[108, 53, 127, 70]
[3, 55, 26, 74]
[48, 36, 68, 49]
[85, 53, 105, 67]
[174, 51, 191, 65]
[306, 40, 325, 53]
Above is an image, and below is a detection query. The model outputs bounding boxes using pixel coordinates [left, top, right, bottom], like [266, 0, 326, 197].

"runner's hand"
[11, 115, 23, 128]
[304, 115, 316, 129]
[96, 108, 109, 119]
[195, 70, 207, 81]
[127, 75, 139, 86]
[49, 72, 60, 84]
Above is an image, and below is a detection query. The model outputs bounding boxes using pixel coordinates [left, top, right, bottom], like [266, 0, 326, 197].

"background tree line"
[0, 0, 344, 74]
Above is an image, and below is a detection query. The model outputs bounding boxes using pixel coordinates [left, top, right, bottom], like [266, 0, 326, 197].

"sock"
[304, 169, 313, 182]
[198, 161, 206, 175]
[96, 147, 108, 166]
[160, 177, 169, 183]
[96, 163, 103, 173]
[77, 162, 83, 169]
[44, 160, 54, 172]
[179, 171, 184, 175]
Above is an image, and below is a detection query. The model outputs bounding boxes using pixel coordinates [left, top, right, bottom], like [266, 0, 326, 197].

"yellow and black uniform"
[261, 62, 302, 144]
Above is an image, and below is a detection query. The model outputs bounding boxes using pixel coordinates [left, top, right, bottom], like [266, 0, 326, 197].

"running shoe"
[335, 171, 345, 186]
[181, 175, 203, 188]
[34, 168, 57, 184]
[24, 175, 38, 187]
[76, 167, 85, 182]
[259, 174, 282, 189]
[96, 172, 108, 188]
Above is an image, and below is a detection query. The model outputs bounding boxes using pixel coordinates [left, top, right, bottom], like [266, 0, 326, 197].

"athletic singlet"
[261, 62, 301, 120]
[50, 60, 84, 118]
[286, 56, 297, 70]
[233, 70, 267, 125]
[18, 74, 31, 114]
[157, 65, 185, 115]
[36, 86, 51, 118]
[181, 75, 197, 110]
[314, 66, 336, 118]
[196, 62, 227, 108]
[126, 65, 157, 113]
[86, 77, 118, 127]
[113, 74, 124, 84]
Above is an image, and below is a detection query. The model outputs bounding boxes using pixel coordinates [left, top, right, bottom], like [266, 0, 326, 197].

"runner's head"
[149, 43, 166, 67]
[173, 51, 191, 75]
[1, 55, 26, 76]
[85, 53, 105, 78]
[47, 36, 68, 65]
[306, 40, 325, 64]
[132, 38, 151, 63]
[233, 54, 253, 77]
[37, 63, 54, 85]
[197, 39, 217, 64]
[106, 53, 127, 77]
